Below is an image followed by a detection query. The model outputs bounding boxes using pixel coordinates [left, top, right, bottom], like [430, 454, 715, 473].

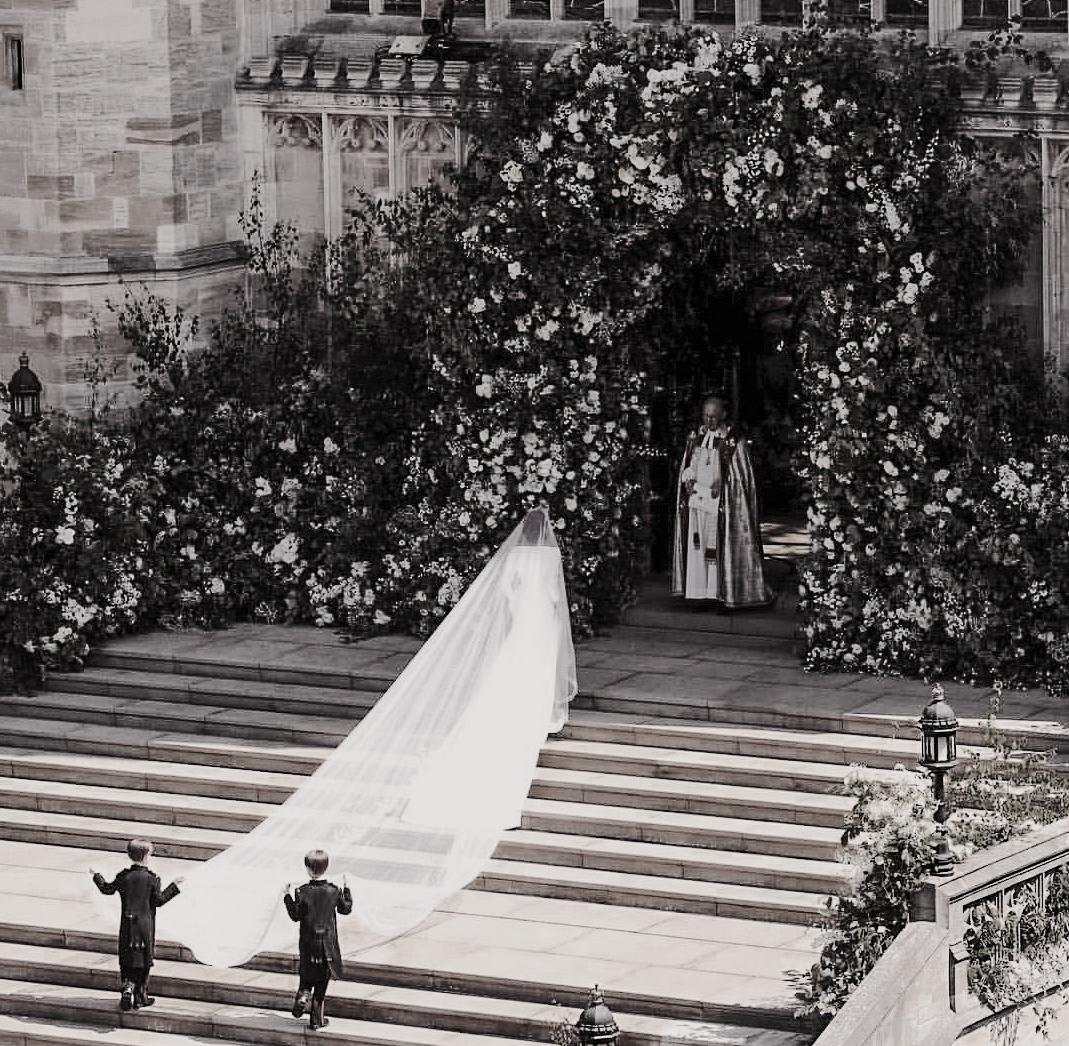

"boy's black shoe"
[120, 984, 134, 1011]
[134, 996, 156, 1009]
[292, 989, 311, 1018]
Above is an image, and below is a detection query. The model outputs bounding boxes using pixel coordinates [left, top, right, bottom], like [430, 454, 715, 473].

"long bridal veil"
[156, 507, 577, 968]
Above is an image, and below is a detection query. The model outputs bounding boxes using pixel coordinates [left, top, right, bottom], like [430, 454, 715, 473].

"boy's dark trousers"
[118, 964, 153, 1009]
[292, 969, 331, 1029]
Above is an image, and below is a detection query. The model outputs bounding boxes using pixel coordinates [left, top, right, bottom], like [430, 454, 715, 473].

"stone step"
[87, 631, 411, 693]
[0, 975, 530, 1046]
[0, 747, 844, 861]
[0, 692, 353, 746]
[521, 798, 844, 861]
[0, 716, 327, 774]
[0, 776, 269, 833]
[0, 889, 813, 1028]
[540, 738, 909, 792]
[0, 1010, 255, 1046]
[0, 748, 305, 803]
[0, 728, 890, 804]
[494, 830, 851, 895]
[531, 768, 853, 828]
[0, 779, 847, 895]
[0, 939, 809, 1046]
[560, 715, 947, 770]
[84, 632, 1069, 757]
[47, 667, 380, 719]
[472, 859, 829, 925]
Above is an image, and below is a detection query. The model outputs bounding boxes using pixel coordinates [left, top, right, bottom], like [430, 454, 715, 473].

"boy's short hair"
[127, 839, 153, 863]
[304, 849, 330, 877]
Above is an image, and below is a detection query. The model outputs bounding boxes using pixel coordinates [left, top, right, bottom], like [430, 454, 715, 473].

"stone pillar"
[1044, 136, 1069, 394]
[736, 0, 760, 27]
[604, 0, 636, 26]
[929, 0, 962, 42]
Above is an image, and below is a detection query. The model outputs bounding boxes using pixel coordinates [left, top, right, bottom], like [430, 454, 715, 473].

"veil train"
[152, 507, 577, 968]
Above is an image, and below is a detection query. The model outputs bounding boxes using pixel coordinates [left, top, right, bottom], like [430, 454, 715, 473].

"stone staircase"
[0, 622, 991, 1046]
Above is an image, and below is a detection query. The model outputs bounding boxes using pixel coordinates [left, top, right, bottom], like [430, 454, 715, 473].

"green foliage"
[797, 702, 1069, 1028]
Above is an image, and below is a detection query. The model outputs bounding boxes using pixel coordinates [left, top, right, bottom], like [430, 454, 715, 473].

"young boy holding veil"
[284, 848, 353, 1031]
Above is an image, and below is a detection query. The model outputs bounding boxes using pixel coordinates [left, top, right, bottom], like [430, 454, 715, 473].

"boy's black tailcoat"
[94, 865, 180, 970]
[284, 879, 353, 979]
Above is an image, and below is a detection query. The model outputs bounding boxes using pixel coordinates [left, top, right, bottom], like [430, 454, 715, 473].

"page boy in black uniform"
[284, 848, 353, 1031]
[91, 838, 183, 1011]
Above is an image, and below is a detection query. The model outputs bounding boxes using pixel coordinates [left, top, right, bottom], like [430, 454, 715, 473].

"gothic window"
[329, 0, 371, 10]
[638, 0, 679, 21]
[510, 0, 550, 16]
[452, 0, 487, 18]
[269, 115, 325, 238]
[693, 0, 736, 22]
[827, 0, 870, 20]
[399, 119, 459, 194]
[564, 0, 605, 18]
[3, 34, 23, 91]
[962, 0, 1009, 25]
[760, 0, 803, 22]
[1021, 0, 1068, 28]
[884, 0, 927, 25]
[338, 117, 392, 218]
[381, 0, 423, 14]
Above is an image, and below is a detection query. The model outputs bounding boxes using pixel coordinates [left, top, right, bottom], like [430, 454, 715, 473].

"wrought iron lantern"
[574, 986, 619, 1046]
[7, 352, 42, 428]
[919, 684, 959, 876]
[920, 683, 959, 772]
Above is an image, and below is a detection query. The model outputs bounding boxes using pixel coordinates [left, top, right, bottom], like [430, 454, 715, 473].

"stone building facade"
[0, 0, 1066, 412]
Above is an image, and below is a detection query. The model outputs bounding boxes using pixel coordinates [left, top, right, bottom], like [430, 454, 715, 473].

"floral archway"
[326, 18, 1062, 687]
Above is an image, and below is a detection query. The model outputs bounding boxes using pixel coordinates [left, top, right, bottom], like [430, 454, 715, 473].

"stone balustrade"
[815, 816, 1069, 1046]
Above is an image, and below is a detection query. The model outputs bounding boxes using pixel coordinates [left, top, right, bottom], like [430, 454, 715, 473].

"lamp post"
[919, 683, 959, 877]
[574, 986, 619, 1046]
[7, 353, 43, 429]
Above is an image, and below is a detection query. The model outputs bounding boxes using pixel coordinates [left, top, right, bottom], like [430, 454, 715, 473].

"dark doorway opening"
[644, 285, 803, 574]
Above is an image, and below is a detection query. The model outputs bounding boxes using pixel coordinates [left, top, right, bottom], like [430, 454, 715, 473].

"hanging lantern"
[7, 353, 42, 428]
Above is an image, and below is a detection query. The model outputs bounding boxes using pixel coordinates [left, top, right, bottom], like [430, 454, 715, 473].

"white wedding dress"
[136, 508, 576, 968]
[404, 545, 566, 830]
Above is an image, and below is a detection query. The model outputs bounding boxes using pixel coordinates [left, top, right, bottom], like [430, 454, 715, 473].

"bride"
[152, 507, 576, 968]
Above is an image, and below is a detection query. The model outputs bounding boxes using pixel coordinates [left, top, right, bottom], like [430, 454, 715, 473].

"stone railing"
[813, 817, 1069, 1046]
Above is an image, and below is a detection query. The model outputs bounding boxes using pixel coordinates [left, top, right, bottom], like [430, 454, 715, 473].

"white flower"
[268, 533, 300, 565]
[508, 261, 523, 279]
[323, 437, 339, 455]
[883, 461, 899, 477]
[373, 609, 391, 626]
[55, 526, 76, 545]
[278, 437, 297, 454]
[255, 477, 273, 498]
[469, 297, 487, 315]
[536, 130, 553, 152]
[500, 160, 523, 186]
[209, 577, 226, 596]
[576, 161, 595, 181]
